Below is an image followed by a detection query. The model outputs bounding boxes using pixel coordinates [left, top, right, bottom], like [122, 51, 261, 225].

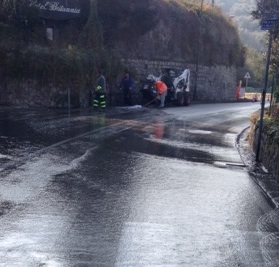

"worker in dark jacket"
[93, 70, 106, 110]
[119, 72, 134, 105]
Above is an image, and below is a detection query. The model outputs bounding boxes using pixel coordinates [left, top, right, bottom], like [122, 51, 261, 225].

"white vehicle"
[161, 68, 191, 106]
[140, 68, 191, 106]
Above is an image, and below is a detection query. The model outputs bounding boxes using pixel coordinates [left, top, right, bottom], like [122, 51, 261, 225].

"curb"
[237, 127, 279, 209]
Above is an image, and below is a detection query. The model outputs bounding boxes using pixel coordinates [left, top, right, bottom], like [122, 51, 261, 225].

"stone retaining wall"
[0, 59, 237, 107]
[123, 58, 237, 102]
[0, 80, 82, 108]
[249, 108, 279, 182]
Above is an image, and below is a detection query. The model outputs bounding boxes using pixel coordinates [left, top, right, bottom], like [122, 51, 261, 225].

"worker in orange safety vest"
[154, 80, 168, 108]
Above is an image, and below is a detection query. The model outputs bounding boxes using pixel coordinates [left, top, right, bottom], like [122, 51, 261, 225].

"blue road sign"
[261, 18, 278, 30]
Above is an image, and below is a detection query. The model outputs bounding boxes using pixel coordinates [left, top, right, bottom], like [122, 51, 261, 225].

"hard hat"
[147, 74, 160, 82]
[147, 74, 155, 81]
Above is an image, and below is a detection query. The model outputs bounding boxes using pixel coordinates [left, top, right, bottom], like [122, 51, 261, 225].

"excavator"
[139, 68, 191, 106]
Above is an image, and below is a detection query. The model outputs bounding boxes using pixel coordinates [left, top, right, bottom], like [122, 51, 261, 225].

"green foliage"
[0, 43, 125, 90]
[263, 117, 279, 144]
[271, 38, 279, 78]
[252, 0, 279, 22]
[2, 45, 79, 84]
[0, 0, 44, 49]
[252, 1, 279, 78]
[98, 0, 243, 67]
[0, 0, 125, 89]
[98, 0, 159, 43]
[196, 6, 243, 66]
[238, 46, 265, 88]
[244, 87, 262, 93]
[0, 0, 41, 28]
[0, 0, 244, 88]
[274, 86, 279, 102]
[80, 0, 103, 50]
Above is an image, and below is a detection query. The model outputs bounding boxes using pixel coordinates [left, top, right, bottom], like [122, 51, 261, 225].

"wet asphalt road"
[0, 103, 279, 267]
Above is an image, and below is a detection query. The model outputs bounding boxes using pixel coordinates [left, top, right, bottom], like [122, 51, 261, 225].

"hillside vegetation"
[0, 0, 244, 89]
[216, 0, 264, 50]
[99, 0, 244, 66]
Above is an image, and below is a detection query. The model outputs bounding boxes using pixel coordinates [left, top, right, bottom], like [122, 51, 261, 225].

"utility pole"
[194, 3, 203, 101]
[256, 31, 272, 162]
[256, 12, 278, 162]
[268, 75, 275, 116]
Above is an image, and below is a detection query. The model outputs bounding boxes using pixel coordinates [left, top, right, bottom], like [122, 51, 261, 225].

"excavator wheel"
[176, 92, 184, 106]
[184, 92, 191, 106]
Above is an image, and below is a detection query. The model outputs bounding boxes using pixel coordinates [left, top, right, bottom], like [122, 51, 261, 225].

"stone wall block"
[251, 118, 279, 182]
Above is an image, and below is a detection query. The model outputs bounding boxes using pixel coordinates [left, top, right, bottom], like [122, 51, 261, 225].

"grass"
[249, 103, 279, 146]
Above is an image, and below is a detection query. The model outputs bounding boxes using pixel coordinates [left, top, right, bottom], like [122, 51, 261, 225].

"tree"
[0, 0, 42, 48]
[98, 0, 159, 44]
[0, 0, 36, 24]
[252, 0, 279, 80]
[80, 0, 103, 50]
[270, 37, 279, 78]
[245, 46, 265, 84]
[252, 0, 279, 20]
[252, 0, 279, 37]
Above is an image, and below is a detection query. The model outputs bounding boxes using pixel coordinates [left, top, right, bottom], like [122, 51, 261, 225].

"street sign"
[261, 18, 278, 30]
[244, 72, 251, 79]
[244, 72, 251, 91]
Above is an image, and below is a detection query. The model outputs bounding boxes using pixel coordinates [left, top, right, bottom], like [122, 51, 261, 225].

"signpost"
[261, 18, 278, 30]
[261, 13, 278, 30]
[256, 16, 277, 162]
[244, 72, 251, 92]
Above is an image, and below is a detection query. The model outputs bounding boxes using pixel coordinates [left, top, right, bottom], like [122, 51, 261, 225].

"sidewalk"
[238, 127, 279, 208]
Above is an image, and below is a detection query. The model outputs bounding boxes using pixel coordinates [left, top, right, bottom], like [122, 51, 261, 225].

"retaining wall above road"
[0, 80, 81, 108]
[124, 58, 237, 103]
[249, 108, 279, 183]
[0, 60, 237, 108]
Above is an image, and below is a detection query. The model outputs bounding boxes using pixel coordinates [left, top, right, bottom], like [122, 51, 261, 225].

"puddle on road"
[98, 120, 242, 165]
[104, 131, 216, 164]
[0, 110, 275, 266]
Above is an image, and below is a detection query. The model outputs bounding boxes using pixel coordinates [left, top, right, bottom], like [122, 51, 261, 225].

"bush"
[0, 43, 126, 92]
[263, 117, 279, 144]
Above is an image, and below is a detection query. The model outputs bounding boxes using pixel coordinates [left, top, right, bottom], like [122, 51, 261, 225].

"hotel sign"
[29, 0, 82, 20]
